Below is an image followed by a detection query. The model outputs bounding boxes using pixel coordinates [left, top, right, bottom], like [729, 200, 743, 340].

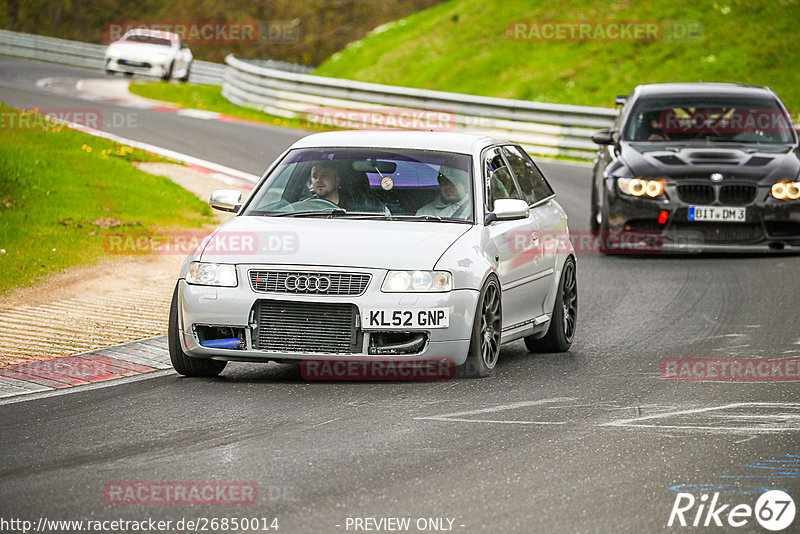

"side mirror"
[591, 129, 617, 145]
[486, 198, 529, 224]
[209, 190, 242, 213]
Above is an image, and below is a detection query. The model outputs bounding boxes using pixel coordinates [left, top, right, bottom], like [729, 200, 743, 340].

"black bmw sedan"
[590, 83, 800, 253]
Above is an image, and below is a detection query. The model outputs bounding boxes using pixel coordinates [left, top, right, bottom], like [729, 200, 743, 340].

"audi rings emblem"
[284, 274, 332, 292]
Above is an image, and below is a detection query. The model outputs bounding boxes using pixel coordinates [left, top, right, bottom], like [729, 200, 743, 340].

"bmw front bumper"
[606, 182, 800, 253]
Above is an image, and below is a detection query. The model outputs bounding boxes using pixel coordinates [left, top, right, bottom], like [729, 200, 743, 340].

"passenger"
[416, 166, 472, 219]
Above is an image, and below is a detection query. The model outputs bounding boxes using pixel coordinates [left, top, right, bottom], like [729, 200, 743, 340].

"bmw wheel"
[168, 284, 227, 377]
[458, 276, 502, 378]
[524, 256, 577, 353]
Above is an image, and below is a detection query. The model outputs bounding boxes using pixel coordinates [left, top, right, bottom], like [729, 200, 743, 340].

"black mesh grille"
[252, 300, 359, 354]
[667, 223, 764, 243]
[249, 270, 370, 296]
[719, 185, 757, 205]
[677, 185, 715, 204]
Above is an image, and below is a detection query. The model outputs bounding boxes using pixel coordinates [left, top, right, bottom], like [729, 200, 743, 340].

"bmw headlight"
[382, 270, 451, 292]
[186, 262, 238, 287]
[771, 181, 800, 200]
[618, 177, 665, 198]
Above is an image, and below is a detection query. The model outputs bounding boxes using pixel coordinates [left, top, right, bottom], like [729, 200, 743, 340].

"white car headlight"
[186, 262, 238, 287]
[153, 53, 168, 63]
[106, 48, 120, 58]
[382, 270, 451, 292]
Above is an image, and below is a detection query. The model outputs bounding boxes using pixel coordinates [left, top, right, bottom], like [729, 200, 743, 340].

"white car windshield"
[243, 148, 475, 222]
[123, 34, 173, 47]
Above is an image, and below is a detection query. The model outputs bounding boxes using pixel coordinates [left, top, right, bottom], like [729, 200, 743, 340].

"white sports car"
[105, 29, 192, 81]
[170, 131, 577, 378]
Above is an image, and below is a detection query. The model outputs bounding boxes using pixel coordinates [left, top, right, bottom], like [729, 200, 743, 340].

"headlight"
[106, 48, 120, 58]
[186, 262, 238, 287]
[382, 270, 451, 292]
[153, 53, 168, 63]
[771, 181, 800, 200]
[618, 177, 665, 198]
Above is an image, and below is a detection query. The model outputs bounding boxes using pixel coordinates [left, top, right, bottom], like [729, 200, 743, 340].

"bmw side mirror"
[486, 198, 530, 224]
[592, 129, 617, 145]
[209, 190, 242, 213]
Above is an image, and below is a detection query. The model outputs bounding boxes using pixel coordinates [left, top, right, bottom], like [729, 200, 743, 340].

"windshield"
[623, 96, 796, 144]
[243, 148, 475, 222]
[123, 34, 173, 47]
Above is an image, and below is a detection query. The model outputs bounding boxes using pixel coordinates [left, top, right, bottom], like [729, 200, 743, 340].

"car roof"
[632, 82, 776, 100]
[289, 130, 510, 154]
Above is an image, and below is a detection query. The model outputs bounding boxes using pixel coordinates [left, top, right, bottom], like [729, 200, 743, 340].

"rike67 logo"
[668, 490, 796, 531]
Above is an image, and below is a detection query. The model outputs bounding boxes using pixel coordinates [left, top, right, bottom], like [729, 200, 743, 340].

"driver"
[310, 161, 342, 205]
[416, 165, 471, 219]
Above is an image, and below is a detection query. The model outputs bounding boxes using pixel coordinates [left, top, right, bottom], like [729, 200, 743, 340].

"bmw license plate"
[363, 308, 449, 329]
[688, 206, 746, 222]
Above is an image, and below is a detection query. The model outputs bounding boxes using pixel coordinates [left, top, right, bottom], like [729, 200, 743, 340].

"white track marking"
[414, 397, 577, 424]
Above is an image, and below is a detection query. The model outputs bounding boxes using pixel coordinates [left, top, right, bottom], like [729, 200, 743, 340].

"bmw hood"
[196, 216, 471, 270]
[614, 142, 800, 183]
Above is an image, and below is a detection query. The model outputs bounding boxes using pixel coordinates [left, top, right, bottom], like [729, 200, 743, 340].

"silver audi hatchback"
[169, 131, 577, 378]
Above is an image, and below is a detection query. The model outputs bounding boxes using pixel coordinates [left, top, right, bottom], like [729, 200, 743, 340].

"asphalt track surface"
[1, 57, 799, 533]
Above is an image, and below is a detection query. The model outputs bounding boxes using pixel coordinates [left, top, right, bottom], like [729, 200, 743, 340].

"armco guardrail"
[0, 29, 224, 85]
[222, 54, 618, 159]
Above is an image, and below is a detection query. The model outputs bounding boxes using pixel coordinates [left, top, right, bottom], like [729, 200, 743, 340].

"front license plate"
[363, 308, 449, 329]
[688, 206, 746, 222]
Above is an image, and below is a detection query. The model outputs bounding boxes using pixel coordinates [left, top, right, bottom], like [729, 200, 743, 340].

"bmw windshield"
[624, 96, 796, 144]
[243, 148, 475, 222]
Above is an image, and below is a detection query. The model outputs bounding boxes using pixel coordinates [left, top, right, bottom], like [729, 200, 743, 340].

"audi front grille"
[252, 300, 360, 354]
[248, 270, 371, 296]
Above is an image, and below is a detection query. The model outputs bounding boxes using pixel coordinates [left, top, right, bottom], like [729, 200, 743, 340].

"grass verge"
[0, 104, 214, 295]
[313, 0, 800, 111]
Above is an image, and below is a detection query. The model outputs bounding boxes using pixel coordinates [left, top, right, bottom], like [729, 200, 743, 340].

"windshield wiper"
[274, 209, 347, 218]
[391, 215, 472, 223]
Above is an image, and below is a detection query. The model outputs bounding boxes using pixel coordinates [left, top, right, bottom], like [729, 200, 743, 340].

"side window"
[503, 145, 554, 203]
[484, 148, 521, 210]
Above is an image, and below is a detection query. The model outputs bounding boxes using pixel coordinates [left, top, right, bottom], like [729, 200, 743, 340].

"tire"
[105, 69, 114, 76]
[524, 256, 577, 353]
[179, 64, 191, 82]
[168, 284, 227, 377]
[161, 62, 174, 81]
[458, 276, 502, 378]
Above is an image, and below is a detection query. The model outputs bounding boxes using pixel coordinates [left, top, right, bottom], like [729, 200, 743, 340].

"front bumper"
[106, 57, 169, 77]
[606, 181, 800, 253]
[176, 266, 479, 365]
